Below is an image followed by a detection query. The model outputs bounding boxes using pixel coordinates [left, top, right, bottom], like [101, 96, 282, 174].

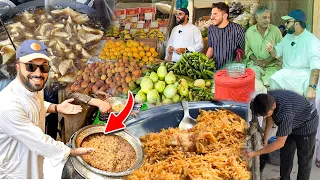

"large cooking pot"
[0, 0, 108, 28]
[62, 101, 248, 179]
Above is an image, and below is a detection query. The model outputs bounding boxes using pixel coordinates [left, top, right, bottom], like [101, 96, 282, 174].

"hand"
[263, 138, 268, 147]
[306, 87, 316, 99]
[242, 150, 257, 158]
[168, 46, 174, 53]
[70, 147, 95, 157]
[94, 90, 111, 100]
[265, 40, 274, 52]
[254, 59, 266, 68]
[58, 99, 82, 114]
[175, 48, 186, 55]
[98, 100, 112, 113]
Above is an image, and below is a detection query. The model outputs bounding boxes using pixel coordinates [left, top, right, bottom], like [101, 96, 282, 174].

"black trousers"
[280, 132, 316, 180]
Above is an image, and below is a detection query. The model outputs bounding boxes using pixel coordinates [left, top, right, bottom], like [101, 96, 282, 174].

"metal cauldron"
[62, 125, 144, 179]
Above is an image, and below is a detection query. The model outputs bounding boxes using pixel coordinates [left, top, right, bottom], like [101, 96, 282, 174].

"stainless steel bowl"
[70, 125, 144, 179]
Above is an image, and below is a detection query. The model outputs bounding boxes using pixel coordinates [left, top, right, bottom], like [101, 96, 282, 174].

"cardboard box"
[134, 37, 157, 49]
[140, 7, 156, 21]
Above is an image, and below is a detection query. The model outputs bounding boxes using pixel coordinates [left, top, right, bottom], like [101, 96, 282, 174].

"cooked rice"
[80, 133, 136, 172]
[126, 109, 250, 180]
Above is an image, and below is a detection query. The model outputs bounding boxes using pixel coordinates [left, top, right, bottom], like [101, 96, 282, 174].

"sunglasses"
[286, 20, 297, 24]
[20, 63, 51, 73]
[175, 12, 185, 17]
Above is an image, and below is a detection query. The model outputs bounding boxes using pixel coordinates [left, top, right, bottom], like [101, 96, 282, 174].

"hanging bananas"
[147, 29, 165, 42]
[119, 30, 132, 40]
[132, 29, 148, 38]
[105, 25, 120, 38]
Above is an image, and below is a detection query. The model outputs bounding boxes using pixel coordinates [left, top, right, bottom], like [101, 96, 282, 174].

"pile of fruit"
[98, 40, 158, 64]
[147, 29, 165, 42]
[69, 59, 146, 96]
[105, 26, 165, 42]
[135, 63, 214, 105]
[105, 25, 120, 38]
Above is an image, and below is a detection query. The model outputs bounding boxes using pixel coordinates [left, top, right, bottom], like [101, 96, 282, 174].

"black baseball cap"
[176, 8, 189, 16]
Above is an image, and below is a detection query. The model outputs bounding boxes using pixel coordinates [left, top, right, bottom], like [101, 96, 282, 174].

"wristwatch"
[309, 84, 317, 90]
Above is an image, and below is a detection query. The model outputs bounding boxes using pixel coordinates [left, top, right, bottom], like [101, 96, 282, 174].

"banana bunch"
[119, 30, 132, 40]
[147, 29, 165, 41]
[132, 29, 148, 38]
[105, 25, 120, 38]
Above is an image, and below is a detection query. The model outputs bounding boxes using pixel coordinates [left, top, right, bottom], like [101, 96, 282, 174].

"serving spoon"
[178, 101, 197, 130]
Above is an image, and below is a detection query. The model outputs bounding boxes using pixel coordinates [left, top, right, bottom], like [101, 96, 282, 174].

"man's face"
[285, 19, 296, 34]
[256, 11, 271, 28]
[17, 58, 49, 92]
[175, 11, 186, 25]
[263, 103, 276, 119]
[210, 8, 226, 26]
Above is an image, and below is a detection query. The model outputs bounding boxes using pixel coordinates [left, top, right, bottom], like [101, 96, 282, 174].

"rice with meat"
[80, 133, 136, 172]
[126, 109, 250, 180]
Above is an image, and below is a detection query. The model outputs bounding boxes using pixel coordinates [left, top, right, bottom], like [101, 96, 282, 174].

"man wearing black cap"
[166, 8, 203, 62]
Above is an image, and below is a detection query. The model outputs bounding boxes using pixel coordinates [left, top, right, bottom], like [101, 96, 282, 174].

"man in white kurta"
[166, 8, 203, 62]
[267, 10, 320, 96]
[0, 40, 93, 178]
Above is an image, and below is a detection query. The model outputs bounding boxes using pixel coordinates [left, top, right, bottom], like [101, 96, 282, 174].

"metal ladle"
[178, 101, 197, 130]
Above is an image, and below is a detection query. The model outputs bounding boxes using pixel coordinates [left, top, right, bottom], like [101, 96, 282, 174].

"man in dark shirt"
[246, 90, 318, 180]
[206, 2, 245, 70]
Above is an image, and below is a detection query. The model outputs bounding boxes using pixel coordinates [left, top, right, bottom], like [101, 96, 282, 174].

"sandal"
[316, 160, 320, 168]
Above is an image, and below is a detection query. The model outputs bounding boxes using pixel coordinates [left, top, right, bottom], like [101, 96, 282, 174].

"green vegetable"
[135, 91, 146, 103]
[172, 94, 181, 103]
[178, 86, 189, 97]
[165, 71, 176, 85]
[147, 89, 160, 104]
[194, 79, 206, 88]
[150, 72, 159, 82]
[140, 76, 153, 94]
[157, 63, 167, 80]
[154, 81, 166, 93]
[163, 84, 177, 99]
[162, 98, 173, 105]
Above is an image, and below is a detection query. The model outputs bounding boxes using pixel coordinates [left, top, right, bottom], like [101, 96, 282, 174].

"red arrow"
[104, 91, 134, 134]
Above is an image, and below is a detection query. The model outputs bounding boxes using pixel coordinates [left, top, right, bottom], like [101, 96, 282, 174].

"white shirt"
[275, 29, 320, 70]
[0, 78, 70, 179]
[166, 22, 204, 62]
[269, 30, 320, 95]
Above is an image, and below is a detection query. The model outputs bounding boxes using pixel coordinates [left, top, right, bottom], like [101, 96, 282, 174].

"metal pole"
[0, 17, 16, 50]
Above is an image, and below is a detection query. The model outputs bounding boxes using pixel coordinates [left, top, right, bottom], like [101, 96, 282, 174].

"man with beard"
[206, 2, 245, 70]
[245, 6, 282, 94]
[166, 8, 203, 62]
[266, 10, 320, 99]
[0, 40, 97, 179]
